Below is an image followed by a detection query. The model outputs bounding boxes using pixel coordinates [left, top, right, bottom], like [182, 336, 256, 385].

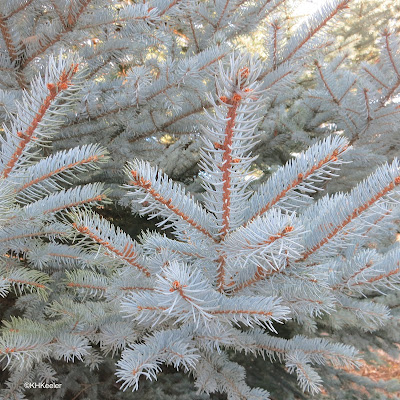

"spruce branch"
[1, 3, 400, 399]
[0, 53, 81, 178]
[300, 159, 400, 261]
[246, 135, 349, 223]
[70, 209, 151, 277]
[124, 159, 217, 242]
[21, 0, 92, 68]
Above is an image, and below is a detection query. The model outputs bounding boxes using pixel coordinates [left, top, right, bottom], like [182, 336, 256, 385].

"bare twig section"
[220, 97, 241, 238]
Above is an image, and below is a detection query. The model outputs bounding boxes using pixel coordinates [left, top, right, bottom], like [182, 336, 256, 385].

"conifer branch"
[0, 17, 18, 62]
[127, 102, 212, 143]
[362, 87, 372, 122]
[214, 0, 232, 33]
[216, 256, 227, 293]
[1, 62, 79, 178]
[378, 29, 400, 110]
[0, 229, 66, 244]
[188, 16, 200, 53]
[315, 60, 340, 104]
[21, 0, 92, 68]
[271, 20, 280, 71]
[338, 77, 357, 103]
[71, 52, 226, 124]
[18, 157, 97, 192]
[228, 265, 271, 294]
[125, 161, 216, 242]
[259, 0, 350, 81]
[281, 0, 350, 65]
[220, 95, 241, 238]
[0, 265, 51, 299]
[4, 0, 35, 19]
[246, 136, 349, 224]
[159, 0, 181, 17]
[71, 213, 150, 277]
[300, 164, 400, 261]
[361, 65, 389, 89]
[119, 286, 155, 292]
[0, 16, 25, 89]
[15, 144, 108, 197]
[129, 170, 214, 240]
[1, 7, 400, 399]
[20, 185, 108, 220]
[383, 29, 400, 79]
[351, 265, 400, 286]
[50, 0, 67, 28]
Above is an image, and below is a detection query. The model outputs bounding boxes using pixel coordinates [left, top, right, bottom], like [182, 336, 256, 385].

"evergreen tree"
[329, 0, 400, 65]
[1, 52, 400, 399]
[0, 53, 111, 398]
[0, 0, 360, 191]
